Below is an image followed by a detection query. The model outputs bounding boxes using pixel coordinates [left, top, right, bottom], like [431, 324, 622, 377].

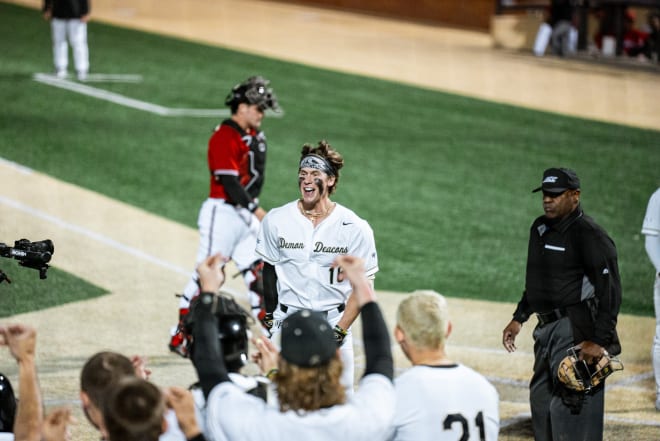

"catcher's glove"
[260, 312, 274, 331]
[557, 346, 623, 392]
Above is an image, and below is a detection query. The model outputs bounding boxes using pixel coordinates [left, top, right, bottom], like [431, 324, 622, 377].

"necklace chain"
[299, 201, 334, 219]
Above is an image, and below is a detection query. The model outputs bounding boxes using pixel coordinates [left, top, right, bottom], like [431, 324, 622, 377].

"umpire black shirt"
[513, 205, 621, 350]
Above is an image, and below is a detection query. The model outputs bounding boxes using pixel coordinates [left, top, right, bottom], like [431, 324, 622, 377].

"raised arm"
[0, 324, 42, 441]
[190, 254, 231, 398]
[332, 256, 392, 381]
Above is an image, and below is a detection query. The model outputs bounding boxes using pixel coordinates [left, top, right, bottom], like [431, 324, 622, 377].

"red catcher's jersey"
[207, 119, 267, 201]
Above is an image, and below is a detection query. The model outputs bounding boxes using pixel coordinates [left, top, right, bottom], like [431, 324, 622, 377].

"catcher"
[502, 168, 623, 441]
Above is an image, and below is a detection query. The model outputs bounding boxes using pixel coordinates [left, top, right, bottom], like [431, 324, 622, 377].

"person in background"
[642, 186, 660, 410]
[641, 11, 660, 62]
[533, 0, 578, 56]
[594, 7, 648, 56]
[42, 0, 90, 80]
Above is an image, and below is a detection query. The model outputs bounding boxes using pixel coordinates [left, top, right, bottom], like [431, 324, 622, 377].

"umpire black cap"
[532, 168, 581, 194]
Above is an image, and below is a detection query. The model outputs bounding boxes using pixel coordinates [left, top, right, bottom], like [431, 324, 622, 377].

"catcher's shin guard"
[169, 307, 191, 358]
[241, 260, 268, 328]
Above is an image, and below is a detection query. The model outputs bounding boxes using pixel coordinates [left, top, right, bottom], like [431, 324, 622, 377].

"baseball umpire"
[170, 76, 280, 356]
[502, 167, 622, 441]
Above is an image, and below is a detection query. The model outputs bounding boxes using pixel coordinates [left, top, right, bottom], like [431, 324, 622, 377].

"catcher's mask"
[186, 292, 253, 373]
[557, 346, 623, 393]
[0, 373, 16, 432]
[225, 76, 280, 113]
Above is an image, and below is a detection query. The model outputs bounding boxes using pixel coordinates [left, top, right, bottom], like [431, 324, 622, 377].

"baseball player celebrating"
[642, 186, 660, 410]
[190, 253, 394, 441]
[256, 140, 378, 392]
[170, 76, 280, 357]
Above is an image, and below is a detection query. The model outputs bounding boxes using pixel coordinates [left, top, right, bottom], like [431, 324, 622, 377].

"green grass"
[0, 258, 107, 317]
[1, 2, 658, 316]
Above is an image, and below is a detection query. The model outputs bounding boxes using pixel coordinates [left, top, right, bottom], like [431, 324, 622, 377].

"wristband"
[247, 198, 259, 213]
[266, 368, 278, 380]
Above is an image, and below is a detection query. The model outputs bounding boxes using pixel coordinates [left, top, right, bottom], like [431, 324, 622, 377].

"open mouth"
[302, 185, 315, 196]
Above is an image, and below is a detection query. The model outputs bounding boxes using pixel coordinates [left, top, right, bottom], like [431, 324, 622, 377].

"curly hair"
[299, 140, 344, 194]
[275, 356, 345, 412]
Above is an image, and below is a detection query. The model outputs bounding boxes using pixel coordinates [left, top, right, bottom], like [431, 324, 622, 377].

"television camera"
[0, 239, 54, 283]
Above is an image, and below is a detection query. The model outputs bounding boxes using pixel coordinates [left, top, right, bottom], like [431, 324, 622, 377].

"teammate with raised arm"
[255, 140, 378, 391]
[189, 253, 393, 441]
[170, 76, 280, 356]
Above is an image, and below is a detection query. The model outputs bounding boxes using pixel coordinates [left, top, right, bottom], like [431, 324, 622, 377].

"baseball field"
[1, 0, 660, 439]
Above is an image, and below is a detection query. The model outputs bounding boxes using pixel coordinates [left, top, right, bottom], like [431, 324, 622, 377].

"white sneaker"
[55, 70, 67, 79]
[76, 71, 88, 81]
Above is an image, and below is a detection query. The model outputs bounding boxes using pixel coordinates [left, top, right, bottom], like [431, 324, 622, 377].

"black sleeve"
[512, 290, 532, 324]
[581, 229, 622, 349]
[219, 175, 255, 211]
[191, 293, 230, 398]
[361, 302, 393, 381]
[262, 262, 278, 314]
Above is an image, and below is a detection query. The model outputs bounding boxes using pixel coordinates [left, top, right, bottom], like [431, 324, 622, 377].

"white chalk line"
[0, 159, 189, 277]
[32, 73, 231, 117]
[79, 73, 144, 83]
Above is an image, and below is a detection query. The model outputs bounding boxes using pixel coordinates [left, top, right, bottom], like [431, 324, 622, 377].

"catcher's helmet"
[225, 76, 280, 112]
[186, 292, 251, 373]
[557, 346, 623, 393]
[0, 373, 16, 432]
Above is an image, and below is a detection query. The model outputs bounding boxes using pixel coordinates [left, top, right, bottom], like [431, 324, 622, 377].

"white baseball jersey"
[387, 364, 500, 441]
[159, 409, 187, 441]
[642, 187, 660, 272]
[205, 373, 394, 441]
[256, 200, 378, 311]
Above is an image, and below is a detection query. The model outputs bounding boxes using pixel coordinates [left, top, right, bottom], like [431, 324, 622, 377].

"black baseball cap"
[532, 168, 581, 194]
[280, 310, 336, 367]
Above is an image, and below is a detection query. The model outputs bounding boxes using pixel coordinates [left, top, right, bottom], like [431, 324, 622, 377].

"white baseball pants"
[653, 274, 660, 402]
[181, 198, 261, 308]
[51, 18, 89, 75]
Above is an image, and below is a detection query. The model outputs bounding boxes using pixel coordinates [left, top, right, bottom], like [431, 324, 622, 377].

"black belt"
[536, 307, 568, 327]
[280, 303, 346, 314]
